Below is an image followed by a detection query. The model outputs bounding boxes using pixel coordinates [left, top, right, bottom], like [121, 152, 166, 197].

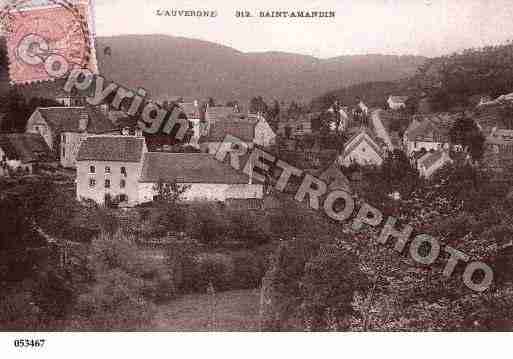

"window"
[62, 147, 65, 158]
[121, 166, 127, 177]
[119, 194, 128, 202]
[120, 179, 126, 188]
[90, 165, 95, 174]
[105, 179, 111, 188]
[89, 178, 96, 187]
[62, 134, 66, 144]
[105, 166, 111, 174]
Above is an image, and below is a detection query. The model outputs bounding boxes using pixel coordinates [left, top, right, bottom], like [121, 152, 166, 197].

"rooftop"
[389, 95, 409, 103]
[0, 133, 53, 163]
[200, 118, 257, 143]
[139, 152, 256, 184]
[76, 136, 145, 162]
[36, 106, 118, 134]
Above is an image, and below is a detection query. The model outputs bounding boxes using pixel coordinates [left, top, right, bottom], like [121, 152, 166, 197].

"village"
[3, 63, 513, 331]
[1, 82, 511, 206]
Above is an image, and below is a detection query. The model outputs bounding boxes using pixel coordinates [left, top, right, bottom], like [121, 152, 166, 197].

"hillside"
[95, 34, 426, 104]
[311, 80, 416, 110]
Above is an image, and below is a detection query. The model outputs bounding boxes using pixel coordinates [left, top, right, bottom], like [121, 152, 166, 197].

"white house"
[417, 150, 453, 178]
[403, 117, 451, 157]
[339, 129, 384, 166]
[250, 113, 276, 147]
[387, 96, 409, 110]
[138, 152, 263, 204]
[76, 136, 147, 206]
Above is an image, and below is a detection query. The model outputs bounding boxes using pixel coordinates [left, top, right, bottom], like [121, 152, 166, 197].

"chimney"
[135, 128, 143, 137]
[79, 109, 88, 131]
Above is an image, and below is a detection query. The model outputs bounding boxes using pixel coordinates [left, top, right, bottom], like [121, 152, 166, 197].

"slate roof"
[139, 152, 254, 184]
[36, 106, 118, 134]
[76, 136, 145, 162]
[474, 104, 513, 136]
[200, 119, 257, 142]
[343, 128, 383, 158]
[0, 133, 53, 163]
[405, 114, 456, 142]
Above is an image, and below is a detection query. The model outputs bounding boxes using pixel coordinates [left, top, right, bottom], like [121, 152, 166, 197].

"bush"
[164, 238, 201, 294]
[194, 252, 234, 292]
[228, 211, 271, 247]
[231, 250, 265, 289]
[69, 269, 156, 330]
[185, 203, 230, 246]
[300, 244, 368, 331]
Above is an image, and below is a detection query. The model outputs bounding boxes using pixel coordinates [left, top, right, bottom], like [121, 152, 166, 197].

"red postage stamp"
[3, 0, 98, 84]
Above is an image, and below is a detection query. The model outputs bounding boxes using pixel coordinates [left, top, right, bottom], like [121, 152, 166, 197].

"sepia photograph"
[1, 0, 513, 356]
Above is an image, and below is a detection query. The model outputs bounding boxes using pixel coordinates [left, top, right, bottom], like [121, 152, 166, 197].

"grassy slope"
[149, 289, 261, 331]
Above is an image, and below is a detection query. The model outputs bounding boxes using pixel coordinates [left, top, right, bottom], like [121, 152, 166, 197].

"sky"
[88, 0, 513, 58]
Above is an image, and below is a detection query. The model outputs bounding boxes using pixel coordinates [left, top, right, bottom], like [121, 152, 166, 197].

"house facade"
[251, 114, 276, 147]
[76, 136, 147, 206]
[482, 128, 513, 178]
[339, 129, 384, 166]
[403, 116, 451, 156]
[387, 96, 409, 110]
[417, 150, 453, 178]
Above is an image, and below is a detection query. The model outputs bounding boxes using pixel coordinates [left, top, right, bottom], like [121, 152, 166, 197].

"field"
[149, 289, 261, 331]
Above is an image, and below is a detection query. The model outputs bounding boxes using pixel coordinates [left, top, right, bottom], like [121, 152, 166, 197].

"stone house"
[339, 129, 385, 166]
[26, 106, 119, 168]
[417, 150, 453, 178]
[76, 136, 147, 206]
[387, 95, 409, 110]
[482, 128, 513, 179]
[403, 115, 455, 157]
[137, 152, 263, 204]
[200, 113, 276, 154]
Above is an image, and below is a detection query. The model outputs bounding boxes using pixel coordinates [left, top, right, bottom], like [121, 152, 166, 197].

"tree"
[249, 96, 269, 115]
[300, 244, 368, 330]
[150, 180, 190, 234]
[0, 91, 62, 132]
[449, 115, 485, 160]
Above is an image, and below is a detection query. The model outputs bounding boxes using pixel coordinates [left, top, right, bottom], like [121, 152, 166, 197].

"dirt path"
[150, 289, 261, 331]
